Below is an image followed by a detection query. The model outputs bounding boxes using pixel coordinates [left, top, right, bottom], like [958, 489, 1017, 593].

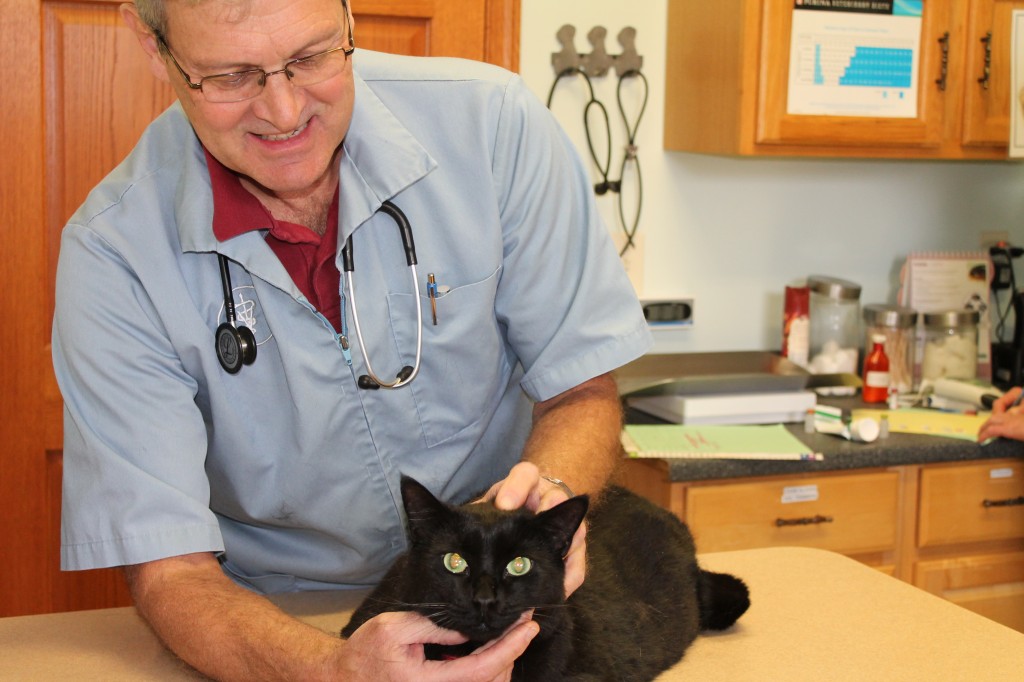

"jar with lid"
[807, 275, 862, 375]
[921, 310, 979, 382]
[862, 304, 917, 394]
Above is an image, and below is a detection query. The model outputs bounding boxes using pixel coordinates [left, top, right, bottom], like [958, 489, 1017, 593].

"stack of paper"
[621, 423, 822, 461]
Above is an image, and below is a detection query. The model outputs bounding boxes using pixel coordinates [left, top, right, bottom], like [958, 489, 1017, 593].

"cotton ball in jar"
[808, 340, 858, 374]
[921, 334, 977, 381]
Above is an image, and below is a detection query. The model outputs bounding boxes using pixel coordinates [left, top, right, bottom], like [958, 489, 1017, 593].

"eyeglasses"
[157, 33, 355, 104]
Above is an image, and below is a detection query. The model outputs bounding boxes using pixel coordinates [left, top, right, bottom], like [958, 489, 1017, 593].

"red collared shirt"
[205, 148, 342, 332]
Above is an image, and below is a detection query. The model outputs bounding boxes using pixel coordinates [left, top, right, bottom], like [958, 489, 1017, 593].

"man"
[52, 0, 652, 678]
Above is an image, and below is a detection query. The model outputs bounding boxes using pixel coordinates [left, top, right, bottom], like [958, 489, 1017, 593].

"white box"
[628, 391, 817, 425]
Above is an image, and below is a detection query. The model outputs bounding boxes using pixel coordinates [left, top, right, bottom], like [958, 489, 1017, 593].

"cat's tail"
[696, 569, 750, 631]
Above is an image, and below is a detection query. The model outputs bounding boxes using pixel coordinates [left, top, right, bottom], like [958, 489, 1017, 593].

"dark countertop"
[625, 397, 1024, 482]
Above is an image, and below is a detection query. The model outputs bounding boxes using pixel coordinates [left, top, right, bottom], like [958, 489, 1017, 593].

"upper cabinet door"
[961, 0, 1024, 147]
[756, 0, 949, 151]
[663, 0, 1017, 159]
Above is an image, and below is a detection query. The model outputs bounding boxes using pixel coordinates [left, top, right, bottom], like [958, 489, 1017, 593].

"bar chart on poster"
[787, 0, 923, 118]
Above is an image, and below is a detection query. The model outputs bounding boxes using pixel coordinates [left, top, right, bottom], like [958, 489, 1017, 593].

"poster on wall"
[1010, 10, 1024, 158]
[787, 0, 923, 118]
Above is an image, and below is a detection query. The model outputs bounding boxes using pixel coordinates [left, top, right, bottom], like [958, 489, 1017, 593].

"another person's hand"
[977, 387, 1024, 442]
[480, 462, 587, 597]
[340, 610, 538, 681]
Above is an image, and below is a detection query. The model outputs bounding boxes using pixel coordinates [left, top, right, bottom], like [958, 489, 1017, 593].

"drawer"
[918, 460, 1024, 548]
[685, 471, 899, 555]
[914, 551, 1024, 633]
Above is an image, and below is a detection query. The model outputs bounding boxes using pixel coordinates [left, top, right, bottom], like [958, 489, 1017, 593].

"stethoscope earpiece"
[344, 201, 423, 390]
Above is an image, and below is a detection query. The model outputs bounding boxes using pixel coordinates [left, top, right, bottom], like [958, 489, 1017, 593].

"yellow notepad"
[851, 408, 987, 442]
[621, 424, 822, 461]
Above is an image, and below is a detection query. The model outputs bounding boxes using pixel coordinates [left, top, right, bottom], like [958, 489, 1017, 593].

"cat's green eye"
[506, 556, 532, 577]
[443, 552, 468, 574]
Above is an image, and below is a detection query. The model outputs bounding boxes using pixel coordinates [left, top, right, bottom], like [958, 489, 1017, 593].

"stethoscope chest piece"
[216, 322, 257, 374]
[215, 254, 257, 375]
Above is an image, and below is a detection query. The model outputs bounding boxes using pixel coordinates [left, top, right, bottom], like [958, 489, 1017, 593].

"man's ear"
[119, 3, 172, 84]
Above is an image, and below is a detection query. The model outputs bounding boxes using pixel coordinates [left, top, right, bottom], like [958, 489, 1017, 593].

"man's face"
[160, 0, 354, 202]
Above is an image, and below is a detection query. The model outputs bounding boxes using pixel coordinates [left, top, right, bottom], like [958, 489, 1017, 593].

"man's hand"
[340, 610, 538, 682]
[127, 553, 537, 681]
[480, 462, 588, 597]
[978, 387, 1024, 442]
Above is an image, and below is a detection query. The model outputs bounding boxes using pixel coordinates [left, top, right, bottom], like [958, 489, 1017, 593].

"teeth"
[260, 121, 307, 141]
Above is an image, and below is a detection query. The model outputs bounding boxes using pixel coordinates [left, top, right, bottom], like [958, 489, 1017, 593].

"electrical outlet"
[641, 298, 694, 328]
[981, 230, 1010, 249]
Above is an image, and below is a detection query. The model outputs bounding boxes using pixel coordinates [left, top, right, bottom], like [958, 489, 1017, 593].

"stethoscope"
[214, 200, 423, 390]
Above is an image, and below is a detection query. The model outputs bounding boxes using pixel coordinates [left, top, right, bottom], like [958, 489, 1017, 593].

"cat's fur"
[341, 477, 750, 681]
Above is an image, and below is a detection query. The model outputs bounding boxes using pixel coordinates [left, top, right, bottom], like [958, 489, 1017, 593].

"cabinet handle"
[977, 31, 992, 90]
[775, 514, 834, 527]
[982, 495, 1024, 508]
[935, 31, 950, 91]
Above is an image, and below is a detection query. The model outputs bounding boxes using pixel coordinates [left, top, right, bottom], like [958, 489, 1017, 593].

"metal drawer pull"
[775, 514, 834, 527]
[982, 496, 1024, 508]
[935, 32, 950, 91]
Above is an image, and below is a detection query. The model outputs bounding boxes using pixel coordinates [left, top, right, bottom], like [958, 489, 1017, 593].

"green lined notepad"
[621, 424, 822, 461]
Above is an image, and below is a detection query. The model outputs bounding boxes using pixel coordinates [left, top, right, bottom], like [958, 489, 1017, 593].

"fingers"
[492, 462, 541, 511]
[562, 521, 587, 597]
[342, 611, 537, 682]
[428, 616, 539, 682]
[991, 387, 1021, 415]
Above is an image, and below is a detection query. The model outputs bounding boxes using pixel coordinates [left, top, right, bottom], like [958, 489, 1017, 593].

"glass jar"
[807, 275, 862, 375]
[921, 310, 979, 382]
[862, 304, 917, 394]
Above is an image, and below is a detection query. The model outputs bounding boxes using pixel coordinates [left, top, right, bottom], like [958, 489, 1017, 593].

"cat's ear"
[534, 495, 589, 557]
[400, 476, 452, 543]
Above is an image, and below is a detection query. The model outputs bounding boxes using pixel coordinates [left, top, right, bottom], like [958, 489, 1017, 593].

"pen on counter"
[427, 273, 438, 325]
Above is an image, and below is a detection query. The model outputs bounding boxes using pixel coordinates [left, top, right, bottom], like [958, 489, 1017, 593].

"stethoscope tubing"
[342, 200, 422, 389]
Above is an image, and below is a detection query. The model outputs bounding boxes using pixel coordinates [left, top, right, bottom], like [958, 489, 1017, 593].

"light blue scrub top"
[52, 50, 652, 592]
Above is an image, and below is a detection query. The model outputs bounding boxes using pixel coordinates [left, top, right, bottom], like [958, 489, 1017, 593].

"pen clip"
[427, 273, 438, 326]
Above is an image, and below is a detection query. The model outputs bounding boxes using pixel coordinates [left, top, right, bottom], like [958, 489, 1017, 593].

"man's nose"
[253, 70, 303, 131]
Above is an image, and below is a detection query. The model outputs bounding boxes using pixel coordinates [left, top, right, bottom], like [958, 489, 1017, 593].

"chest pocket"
[389, 266, 512, 447]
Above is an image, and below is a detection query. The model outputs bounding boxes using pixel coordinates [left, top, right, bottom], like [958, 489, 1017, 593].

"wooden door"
[756, 0, 950, 150]
[1, 0, 519, 618]
[960, 0, 1024, 147]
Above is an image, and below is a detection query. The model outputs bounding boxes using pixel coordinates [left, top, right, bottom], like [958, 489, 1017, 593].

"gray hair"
[133, 0, 349, 39]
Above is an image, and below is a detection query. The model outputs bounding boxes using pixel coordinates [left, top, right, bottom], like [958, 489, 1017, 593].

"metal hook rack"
[551, 24, 643, 78]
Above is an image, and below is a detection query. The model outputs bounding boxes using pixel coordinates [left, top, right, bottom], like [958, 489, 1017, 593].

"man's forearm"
[126, 553, 343, 682]
[521, 372, 623, 498]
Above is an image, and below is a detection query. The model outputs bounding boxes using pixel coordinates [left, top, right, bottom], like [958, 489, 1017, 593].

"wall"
[519, 0, 1024, 354]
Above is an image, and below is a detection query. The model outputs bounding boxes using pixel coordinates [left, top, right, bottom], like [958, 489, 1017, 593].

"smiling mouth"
[258, 120, 309, 142]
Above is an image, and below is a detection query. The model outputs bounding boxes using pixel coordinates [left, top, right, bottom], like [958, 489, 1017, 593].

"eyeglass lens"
[200, 47, 351, 103]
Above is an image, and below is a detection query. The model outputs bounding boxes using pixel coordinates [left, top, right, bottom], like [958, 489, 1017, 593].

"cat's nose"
[473, 577, 497, 609]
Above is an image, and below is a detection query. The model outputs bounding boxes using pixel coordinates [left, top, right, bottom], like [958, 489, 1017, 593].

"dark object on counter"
[992, 290, 1024, 390]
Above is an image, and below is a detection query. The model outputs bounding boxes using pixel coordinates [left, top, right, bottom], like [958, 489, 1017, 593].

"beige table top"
[3, 547, 1023, 681]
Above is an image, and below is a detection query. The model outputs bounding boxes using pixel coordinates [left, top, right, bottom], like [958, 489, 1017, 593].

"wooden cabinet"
[913, 459, 1024, 632]
[617, 457, 1024, 632]
[664, 0, 1024, 159]
[1, 0, 519, 618]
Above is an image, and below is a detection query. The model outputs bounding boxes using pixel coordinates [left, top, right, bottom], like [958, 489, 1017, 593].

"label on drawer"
[781, 484, 819, 504]
[990, 468, 1015, 479]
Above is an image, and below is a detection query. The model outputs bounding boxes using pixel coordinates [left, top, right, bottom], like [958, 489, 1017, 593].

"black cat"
[342, 477, 750, 681]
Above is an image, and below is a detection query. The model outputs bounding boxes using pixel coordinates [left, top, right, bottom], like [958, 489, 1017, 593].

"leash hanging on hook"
[546, 68, 614, 196]
[614, 69, 648, 256]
